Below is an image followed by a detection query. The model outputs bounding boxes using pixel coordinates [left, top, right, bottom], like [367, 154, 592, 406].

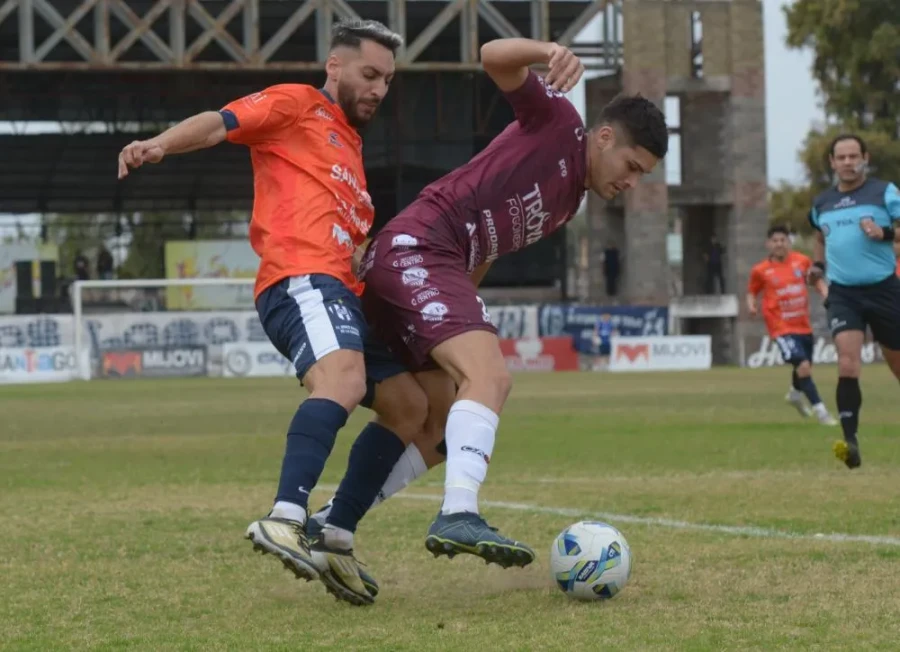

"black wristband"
[813, 261, 826, 273]
[882, 225, 896, 241]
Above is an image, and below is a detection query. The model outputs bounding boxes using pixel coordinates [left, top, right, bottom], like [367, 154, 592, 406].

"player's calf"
[431, 331, 511, 514]
[882, 346, 900, 382]
[310, 374, 428, 604]
[833, 332, 864, 468]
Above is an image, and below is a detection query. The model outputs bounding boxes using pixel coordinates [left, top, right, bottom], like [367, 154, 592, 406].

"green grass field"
[3, 367, 900, 651]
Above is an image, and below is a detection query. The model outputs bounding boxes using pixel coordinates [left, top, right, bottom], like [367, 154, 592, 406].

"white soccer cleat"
[812, 404, 839, 427]
[785, 389, 812, 418]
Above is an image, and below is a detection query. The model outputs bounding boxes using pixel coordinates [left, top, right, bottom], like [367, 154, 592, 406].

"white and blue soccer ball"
[550, 521, 632, 601]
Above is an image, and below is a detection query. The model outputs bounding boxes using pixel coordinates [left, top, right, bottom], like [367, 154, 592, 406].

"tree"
[784, 0, 900, 135]
[768, 181, 815, 234]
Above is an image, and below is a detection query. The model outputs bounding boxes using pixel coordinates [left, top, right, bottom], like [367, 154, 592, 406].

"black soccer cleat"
[833, 439, 862, 469]
[425, 511, 535, 569]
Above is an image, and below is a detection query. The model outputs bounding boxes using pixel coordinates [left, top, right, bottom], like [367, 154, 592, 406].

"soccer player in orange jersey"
[747, 225, 837, 426]
[117, 21, 428, 606]
[895, 240, 900, 276]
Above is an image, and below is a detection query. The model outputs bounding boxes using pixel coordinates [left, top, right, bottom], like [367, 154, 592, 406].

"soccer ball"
[550, 521, 632, 601]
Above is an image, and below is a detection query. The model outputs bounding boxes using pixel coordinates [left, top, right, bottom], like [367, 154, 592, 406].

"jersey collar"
[318, 87, 336, 104]
[317, 87, 357, 133]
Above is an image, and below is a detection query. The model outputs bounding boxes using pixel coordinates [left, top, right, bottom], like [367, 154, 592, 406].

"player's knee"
[796, 360, 812, 376]
[462, 365, 512, 409]
[305, 350, 367, 409]
[836, 352, 860, 377]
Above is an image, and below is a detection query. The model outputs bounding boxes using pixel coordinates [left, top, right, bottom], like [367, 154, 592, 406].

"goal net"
[70, 277, 278, 381]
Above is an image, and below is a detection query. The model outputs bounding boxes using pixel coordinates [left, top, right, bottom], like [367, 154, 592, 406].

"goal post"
[71, 277, 256, 381]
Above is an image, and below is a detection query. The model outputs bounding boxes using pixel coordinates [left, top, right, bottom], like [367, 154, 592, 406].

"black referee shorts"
[827, 274, 900, 350]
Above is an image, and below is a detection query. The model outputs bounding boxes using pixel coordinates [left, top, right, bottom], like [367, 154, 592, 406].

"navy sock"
[275, 398, 349, 510]
[791, 369, 802, 391]
[836, 377, 861, 444]
[795, 375, 822, 406]
[327, 422, 407, 533]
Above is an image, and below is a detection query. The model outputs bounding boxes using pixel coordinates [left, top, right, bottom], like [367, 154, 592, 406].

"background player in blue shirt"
[808, 134, 900, 469]
[590, 313, 617, 370]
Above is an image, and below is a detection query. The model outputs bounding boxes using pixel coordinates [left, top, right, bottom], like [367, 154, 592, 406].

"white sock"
[323, 523, 354, 550]
[271, 501, 307, 524]
[314, 444, 429, 523]
[441, 400, 499, 515]
[812, 402, 828, 415]
[373, 444, 428, 507]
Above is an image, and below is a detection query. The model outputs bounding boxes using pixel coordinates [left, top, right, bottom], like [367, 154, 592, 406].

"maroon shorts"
[360, 230, 497, 371]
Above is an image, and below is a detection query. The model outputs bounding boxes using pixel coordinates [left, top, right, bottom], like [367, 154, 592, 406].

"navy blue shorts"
[774, 333, 814, 366]
[255, 275, 406, 398]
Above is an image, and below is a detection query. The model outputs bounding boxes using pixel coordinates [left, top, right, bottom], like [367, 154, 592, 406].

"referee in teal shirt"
[808, 134, 900, 469]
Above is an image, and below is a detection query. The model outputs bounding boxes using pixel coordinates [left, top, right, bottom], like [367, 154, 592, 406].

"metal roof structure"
[1, 0, 621, 71]
[0, 0, 622, 215]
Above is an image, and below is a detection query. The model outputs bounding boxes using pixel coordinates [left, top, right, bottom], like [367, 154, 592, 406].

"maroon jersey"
[382, 71, 587, 272]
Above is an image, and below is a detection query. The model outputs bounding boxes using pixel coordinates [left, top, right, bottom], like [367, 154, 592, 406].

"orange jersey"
[747, 252, 813, 338]
[896, 257, 900, 277]
[221, 85, 373, 298]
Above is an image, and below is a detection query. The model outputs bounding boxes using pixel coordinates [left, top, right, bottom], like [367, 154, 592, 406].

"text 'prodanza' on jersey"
[220, 84, 374, 298]
[381, 71, 587, 270]
[808, 178, 900, 286]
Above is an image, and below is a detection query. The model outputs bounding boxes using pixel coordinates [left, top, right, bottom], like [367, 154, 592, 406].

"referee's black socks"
[836, 377, 862, 444]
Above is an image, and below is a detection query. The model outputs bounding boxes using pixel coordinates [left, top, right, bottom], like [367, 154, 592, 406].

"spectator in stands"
[73, 251, 90, 281]
[97, 245, 115, 280]
[602, 242, 620, 298]
[704, 233, 726, 294]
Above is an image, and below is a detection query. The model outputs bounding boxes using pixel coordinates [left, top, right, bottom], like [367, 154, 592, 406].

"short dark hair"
[829, 133, 867, 157]
[330, 20, 403, 54]
[767, 225, 790, 238]
[595, 94, 668, 159]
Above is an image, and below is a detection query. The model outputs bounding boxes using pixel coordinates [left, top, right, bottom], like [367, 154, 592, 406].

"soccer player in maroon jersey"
[313, 37, 668, 576]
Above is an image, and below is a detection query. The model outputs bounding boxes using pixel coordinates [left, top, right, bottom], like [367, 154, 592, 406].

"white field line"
[317, 486, 900, 548]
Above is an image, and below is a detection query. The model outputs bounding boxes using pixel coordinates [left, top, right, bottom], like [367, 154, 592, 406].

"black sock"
[275, 398, 348, 510]
[791, 369, 802, 391]
[327, 422, 407, 533]
[836, 377, 861, 444]
[795, 375, 822, 406]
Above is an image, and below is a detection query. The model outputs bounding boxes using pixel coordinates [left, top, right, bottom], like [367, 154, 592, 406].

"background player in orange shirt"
[117, 21, 430, 607]
[895, 240, 900, 276]
[747, 225, 837, 425]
